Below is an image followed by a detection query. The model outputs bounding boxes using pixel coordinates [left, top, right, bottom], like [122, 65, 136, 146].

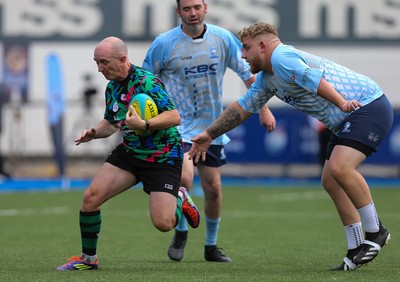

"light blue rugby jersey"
[143, 24, 253, 145]
[238, 44, 383, 135]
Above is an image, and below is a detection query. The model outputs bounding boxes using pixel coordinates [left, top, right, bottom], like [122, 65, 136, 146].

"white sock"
[357, 202, 380, 233]
[81, 253, 97, 263]
[344, 222, 364, 249]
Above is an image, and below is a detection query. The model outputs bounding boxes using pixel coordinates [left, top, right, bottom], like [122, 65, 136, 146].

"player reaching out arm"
[191, 22, 392, 272]
[74, 119, 119, 145]
[189, 101, 251, 163]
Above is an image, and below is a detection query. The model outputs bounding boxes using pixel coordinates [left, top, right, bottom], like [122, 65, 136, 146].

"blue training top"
[143, 23, 253, 145]
[238, 44, 383, 135]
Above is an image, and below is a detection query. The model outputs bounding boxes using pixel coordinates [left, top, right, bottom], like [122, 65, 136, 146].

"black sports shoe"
[353, 224, 391, 265]
[330, 258, 359, 271]
[204, 245, 232, 262]
[168, 230, 188, 261]
[330, 247, 361, 271]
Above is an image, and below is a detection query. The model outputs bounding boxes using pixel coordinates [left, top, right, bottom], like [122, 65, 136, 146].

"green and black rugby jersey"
[103, 64, 183, 164]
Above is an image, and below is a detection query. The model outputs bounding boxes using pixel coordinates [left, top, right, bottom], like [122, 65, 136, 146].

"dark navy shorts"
[183, 142, 227, 167]
[326, 94, 393, 159]
[106, 144, 182, 197]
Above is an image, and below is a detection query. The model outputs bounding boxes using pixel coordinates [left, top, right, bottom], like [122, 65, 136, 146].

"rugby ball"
[130, 93, 158, 136]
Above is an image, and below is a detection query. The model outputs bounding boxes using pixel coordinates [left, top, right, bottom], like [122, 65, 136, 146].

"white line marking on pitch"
[0, 207, 69, 217]
[258, 191, 328, 202]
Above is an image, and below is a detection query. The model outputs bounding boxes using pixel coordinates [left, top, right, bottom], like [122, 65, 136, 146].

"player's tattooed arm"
[206, 101, 252, 140]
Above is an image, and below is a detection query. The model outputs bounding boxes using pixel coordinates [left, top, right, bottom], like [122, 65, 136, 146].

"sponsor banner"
[0, 0, 399, 43]
[225, 108, 400, 165]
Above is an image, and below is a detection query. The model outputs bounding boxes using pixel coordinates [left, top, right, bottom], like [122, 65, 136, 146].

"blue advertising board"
[225, 108, 400, 165]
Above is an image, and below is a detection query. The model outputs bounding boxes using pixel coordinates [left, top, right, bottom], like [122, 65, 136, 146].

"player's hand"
[259, 105, 276, 133]
[259, 111, 276, 133]
[125, 105, 145, 130]
[341, 100, 362, 112]
[188, 131, 213, 163]
[74, 128, 96, 145]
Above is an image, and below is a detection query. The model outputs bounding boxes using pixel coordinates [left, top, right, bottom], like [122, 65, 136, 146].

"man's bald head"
[95, 36, 128, 59]
[94, 37, 131, 81]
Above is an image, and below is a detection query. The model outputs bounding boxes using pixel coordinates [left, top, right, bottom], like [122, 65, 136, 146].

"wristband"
[145, 119, 150, 131]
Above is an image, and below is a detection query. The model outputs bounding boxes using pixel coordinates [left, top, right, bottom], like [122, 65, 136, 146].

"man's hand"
[188, 131, 213, 163]
[341, 100, 362, 112]
[125, 105, 145, 130]
[259, 105, 276, 133]
[74, 128, 96, 145]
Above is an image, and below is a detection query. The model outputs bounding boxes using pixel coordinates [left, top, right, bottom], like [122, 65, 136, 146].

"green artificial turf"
[0, 185, 398, 281]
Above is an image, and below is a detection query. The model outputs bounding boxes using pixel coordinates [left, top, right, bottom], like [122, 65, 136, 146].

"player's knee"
[321, 173, 334, 192]
[321, 162, 337, 190]
[328, 163, 347, 181]
[152, 218, 175, 232]
[321, 162, 348, 192]
[150, 211, 176, 231]
[204, 182, 221, 198]
[81, 187, 102, 211]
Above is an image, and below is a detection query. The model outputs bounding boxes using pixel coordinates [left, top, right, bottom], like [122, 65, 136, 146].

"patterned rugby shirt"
[103, 65, 183, 164]
[239, 44, 383, 135]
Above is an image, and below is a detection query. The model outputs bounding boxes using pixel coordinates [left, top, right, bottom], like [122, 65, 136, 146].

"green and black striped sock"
[175, 196, 183, 228]
[80, 210, 101, 256]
